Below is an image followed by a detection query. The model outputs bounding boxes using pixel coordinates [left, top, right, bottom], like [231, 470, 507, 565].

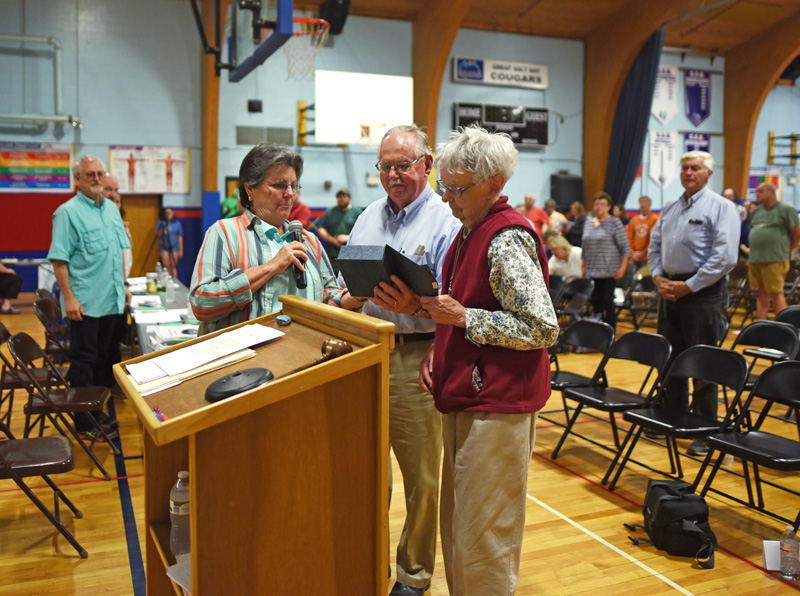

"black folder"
[337, 244, 440, 297]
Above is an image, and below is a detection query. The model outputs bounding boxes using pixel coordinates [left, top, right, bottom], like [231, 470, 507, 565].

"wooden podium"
[114, 296, 395, 596]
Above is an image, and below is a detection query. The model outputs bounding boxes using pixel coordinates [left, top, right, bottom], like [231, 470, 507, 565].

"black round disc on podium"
[205, 367, 274, 403]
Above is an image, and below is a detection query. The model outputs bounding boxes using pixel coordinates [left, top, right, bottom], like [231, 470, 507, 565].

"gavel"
[281, 339, 353, 377]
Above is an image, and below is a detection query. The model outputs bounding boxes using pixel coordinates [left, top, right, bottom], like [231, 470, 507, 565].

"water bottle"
[165, 275, 175, 303]
[169, 471, 190, 557]
[780, 524, 800, 580]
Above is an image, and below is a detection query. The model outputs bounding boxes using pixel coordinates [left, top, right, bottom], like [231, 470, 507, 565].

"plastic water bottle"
[169, 471, 190, 557]
[165, 275, 175, 303]
[780, 524, 800, 580]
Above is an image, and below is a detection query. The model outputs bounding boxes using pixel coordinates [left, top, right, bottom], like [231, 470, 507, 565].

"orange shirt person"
[626, 196, 659, 268]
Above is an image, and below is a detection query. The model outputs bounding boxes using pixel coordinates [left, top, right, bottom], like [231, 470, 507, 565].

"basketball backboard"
[314, 71, 414, 146]
[229, 0, 294, 82]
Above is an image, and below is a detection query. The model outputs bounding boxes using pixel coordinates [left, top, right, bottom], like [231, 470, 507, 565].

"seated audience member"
[612, 204, 630, 226]
[723, 187, 748, 222]
[626, 195, 658, 269]
[564, 201, 586, 247]
[545, 198, 567, 232]
[0, 262, 23, 314]
[316, 188, 362, 274]
[523, 193, 549, 237]
[289, 190, 311, 229]
[190, 143, 364, 335]
[547, 235, 583, 283]
[419, 125, 558, 596]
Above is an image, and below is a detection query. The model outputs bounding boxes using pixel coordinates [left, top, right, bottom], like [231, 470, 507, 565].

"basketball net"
[283, 17, 330, 80]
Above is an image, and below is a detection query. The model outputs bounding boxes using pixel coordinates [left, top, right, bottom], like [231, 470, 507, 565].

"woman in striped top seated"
[581, 191, 630, 329]
[190, 143, 364, 335]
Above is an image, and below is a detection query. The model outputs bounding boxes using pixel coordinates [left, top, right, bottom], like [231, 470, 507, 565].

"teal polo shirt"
[47, 191, 130, 318]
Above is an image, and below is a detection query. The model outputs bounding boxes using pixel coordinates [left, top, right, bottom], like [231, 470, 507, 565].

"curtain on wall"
[604, 28, 665, 205]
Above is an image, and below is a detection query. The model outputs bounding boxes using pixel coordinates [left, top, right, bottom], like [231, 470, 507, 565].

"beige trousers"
[440, 410, 538, 596]
[389, 339, 442, 588]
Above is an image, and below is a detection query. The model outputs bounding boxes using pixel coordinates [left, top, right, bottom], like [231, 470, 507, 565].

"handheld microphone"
[287, 220, 307, 289]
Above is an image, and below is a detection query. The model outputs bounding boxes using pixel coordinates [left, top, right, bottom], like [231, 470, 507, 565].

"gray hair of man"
[238, 143, 304, 211]
[379, 124, 432, 158]
[71, 154, 107, 176]
[681, 150, 715, 173]
[545, 198, 557, 209]
[434, 125, 517, 184]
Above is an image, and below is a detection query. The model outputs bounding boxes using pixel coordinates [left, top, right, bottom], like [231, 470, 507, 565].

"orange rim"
[291, 17, 330, 37]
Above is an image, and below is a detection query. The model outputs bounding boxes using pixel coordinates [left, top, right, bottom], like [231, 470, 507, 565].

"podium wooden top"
[114, 295, 395, 445]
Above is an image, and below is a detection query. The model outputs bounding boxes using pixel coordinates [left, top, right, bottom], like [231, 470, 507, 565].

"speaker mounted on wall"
[319, 0, 350, 35]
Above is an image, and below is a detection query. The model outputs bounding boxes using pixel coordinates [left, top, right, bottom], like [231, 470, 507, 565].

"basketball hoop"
[283, 17, 330, 80]
[357, 120, 387, 150]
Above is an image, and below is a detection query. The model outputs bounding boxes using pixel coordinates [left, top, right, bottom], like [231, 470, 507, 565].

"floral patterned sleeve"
[464, 227, 559, 350]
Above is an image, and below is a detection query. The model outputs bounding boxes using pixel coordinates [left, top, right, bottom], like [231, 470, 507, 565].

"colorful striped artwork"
[0, 142, 73, 192]
[747, 168, 782, 200]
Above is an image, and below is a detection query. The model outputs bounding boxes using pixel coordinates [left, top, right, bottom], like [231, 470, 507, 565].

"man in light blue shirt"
[648, 151, 739, 456]
[345, 125, 460, 596]
[48, 155, 131, 438]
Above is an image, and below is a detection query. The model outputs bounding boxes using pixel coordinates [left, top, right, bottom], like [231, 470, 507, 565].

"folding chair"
[603, 345, 748, 491]
[615, 269, 657, 330]
[32, 298, 70, 364]
[775, 305, 800, 333]
[0, 322, 67, 428]
[9, 333, 118, 480]
[0, 418, 87, 557]
[729, 320, 799, 391]
[693, 360, 800, 529]
[551, 331, 671, 459]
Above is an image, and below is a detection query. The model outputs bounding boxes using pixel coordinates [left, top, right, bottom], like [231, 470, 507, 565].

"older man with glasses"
[345, 125, 460, 596]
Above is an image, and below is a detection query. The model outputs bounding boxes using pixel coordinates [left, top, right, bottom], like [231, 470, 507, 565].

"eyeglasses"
[437, 180, 476, 199]
[82, 171, 103, 179]
[375, 155, 424, 174]
[265, 180, 301, 194]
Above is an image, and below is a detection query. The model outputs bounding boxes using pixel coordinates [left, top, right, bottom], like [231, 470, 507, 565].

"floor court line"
[526, 492, 696, 595]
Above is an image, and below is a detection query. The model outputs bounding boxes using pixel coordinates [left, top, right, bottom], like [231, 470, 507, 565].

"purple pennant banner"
[684, 132, 710, 152]
[685, 69, 711, 127]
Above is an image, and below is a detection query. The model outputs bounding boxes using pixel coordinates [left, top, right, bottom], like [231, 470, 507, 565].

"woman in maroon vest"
[418, 125, 559, 595]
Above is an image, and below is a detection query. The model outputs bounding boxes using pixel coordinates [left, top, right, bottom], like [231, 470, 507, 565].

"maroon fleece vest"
[431, 197, 551, 414]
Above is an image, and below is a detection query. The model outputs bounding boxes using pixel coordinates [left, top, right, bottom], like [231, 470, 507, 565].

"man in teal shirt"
[48, 155, 131, 438]
[748, 182, 800, 319]
[316, 188, 362, 273]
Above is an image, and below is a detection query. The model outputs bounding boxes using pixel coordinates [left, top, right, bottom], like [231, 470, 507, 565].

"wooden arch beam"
[723, 10, 800, 195]
[412, 0, 474, 148]
[582, 0, 705, 204]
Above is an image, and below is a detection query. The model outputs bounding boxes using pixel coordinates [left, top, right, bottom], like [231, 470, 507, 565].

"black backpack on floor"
[625, 479, 717, 569]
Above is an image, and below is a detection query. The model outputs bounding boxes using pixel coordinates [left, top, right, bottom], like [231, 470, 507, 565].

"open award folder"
[336, 244, 439, 297]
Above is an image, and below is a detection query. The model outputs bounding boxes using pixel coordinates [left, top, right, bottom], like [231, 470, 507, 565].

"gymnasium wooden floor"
[2, 295, 799, 595]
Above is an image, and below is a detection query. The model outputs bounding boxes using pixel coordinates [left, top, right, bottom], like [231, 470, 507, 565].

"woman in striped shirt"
[190, 143, 365, 334]
[581, 191, 630, 329]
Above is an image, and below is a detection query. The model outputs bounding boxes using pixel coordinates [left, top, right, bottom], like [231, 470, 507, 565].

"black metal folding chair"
[603, 345, 748, 491]
[692, 360, 800, 529]
[551, 331, 671, 459]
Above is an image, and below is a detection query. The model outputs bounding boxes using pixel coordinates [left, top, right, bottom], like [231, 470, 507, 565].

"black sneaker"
[687, 439, 708, 456]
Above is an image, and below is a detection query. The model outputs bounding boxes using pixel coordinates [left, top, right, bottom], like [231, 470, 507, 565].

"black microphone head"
[287, 220, 304, 236]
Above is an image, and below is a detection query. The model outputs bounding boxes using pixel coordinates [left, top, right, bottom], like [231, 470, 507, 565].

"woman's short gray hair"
[238, 143, 303, 210]
[72, 154, 106, 176]
[434, 125, 517, 183]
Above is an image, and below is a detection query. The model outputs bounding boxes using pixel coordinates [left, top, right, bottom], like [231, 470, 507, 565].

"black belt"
[395, 332, 435, 345]
[665, 272, 696, 282]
